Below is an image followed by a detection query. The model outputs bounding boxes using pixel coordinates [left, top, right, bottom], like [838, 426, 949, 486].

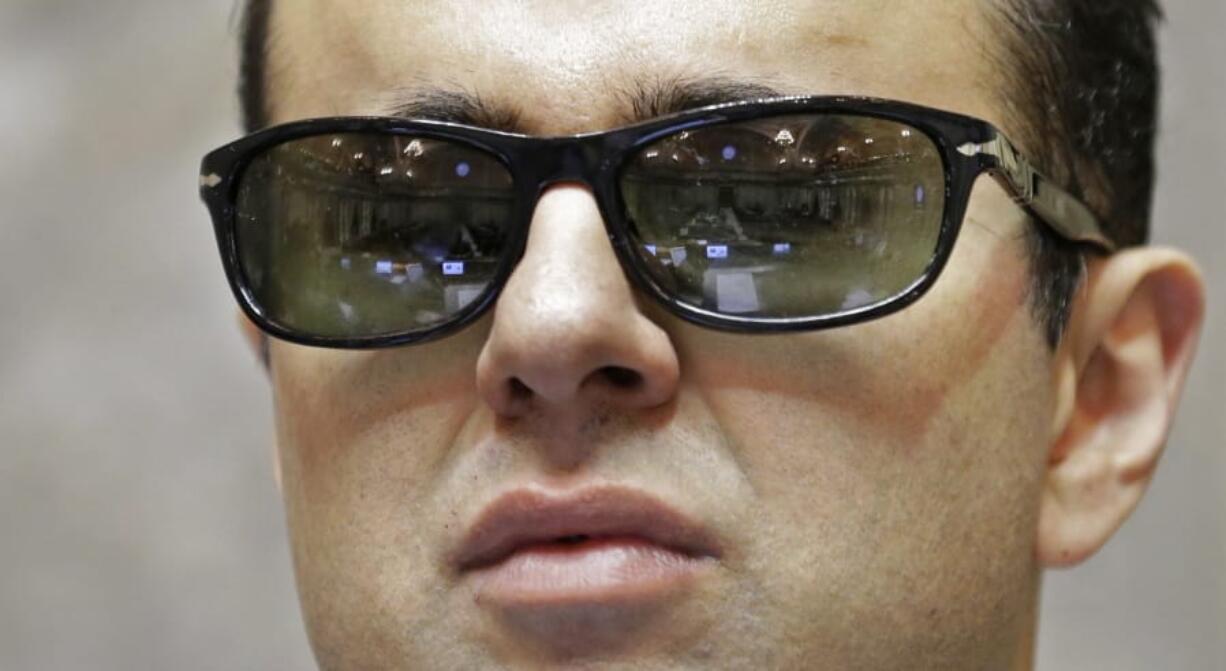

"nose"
[475, 185, 681, 418]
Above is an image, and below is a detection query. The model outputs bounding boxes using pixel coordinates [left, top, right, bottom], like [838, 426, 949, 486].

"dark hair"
[236, 0, 1162, 346]
[992, 0, 1162, 343]
[238, 0, 273, 135]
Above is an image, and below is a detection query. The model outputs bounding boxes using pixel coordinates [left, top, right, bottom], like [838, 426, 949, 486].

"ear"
[236, 309, 271, 371]
[1038, 247, 1205, 567]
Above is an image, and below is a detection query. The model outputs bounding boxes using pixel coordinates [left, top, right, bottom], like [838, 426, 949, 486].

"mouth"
[452, 485, 722, 607]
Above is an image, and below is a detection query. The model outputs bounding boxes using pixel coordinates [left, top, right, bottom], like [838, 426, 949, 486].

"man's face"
[264, 1, 1055, 668]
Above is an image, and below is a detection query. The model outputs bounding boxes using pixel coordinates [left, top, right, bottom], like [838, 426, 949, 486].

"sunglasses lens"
[235, 133, 515, 338]
[620, 114, 946, 320]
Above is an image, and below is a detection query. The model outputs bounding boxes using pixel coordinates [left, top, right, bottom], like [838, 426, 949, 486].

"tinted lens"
[620, 114, 946, 319]
[235, 133, 515, 338]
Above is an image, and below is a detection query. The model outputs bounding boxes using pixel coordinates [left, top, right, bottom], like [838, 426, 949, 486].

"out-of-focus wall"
[0, 2, 315, 668]
[0, 2, 1220, 669]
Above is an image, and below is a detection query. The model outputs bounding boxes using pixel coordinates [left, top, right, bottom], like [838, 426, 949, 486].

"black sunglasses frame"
[200, 95, 1113, 349]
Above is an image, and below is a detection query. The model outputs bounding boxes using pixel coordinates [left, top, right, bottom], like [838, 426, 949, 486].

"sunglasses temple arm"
[962, 134, 1116, 251]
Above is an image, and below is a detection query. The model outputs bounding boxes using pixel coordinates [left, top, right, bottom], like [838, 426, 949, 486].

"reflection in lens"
[235, 133, 515, 338]
[620, 114, 946, 319]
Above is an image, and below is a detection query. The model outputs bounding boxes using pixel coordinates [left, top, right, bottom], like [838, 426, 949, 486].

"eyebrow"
[378, 76, 786, 134]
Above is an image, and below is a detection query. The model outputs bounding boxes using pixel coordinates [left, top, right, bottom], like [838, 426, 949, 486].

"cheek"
[269, 322, 490, 504]
[269, 345, 471, 567]
[681, 231, 1053, 657]
[688, 234, 1046, 525]
[267, 336, 492, 663]
[688, 224, 1039, 456]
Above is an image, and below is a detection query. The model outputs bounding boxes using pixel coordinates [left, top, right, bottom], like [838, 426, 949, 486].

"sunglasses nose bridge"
[527, 136, 607, 196]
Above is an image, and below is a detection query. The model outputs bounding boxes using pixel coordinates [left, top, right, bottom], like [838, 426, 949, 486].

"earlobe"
[1037, 248, 1205, 567]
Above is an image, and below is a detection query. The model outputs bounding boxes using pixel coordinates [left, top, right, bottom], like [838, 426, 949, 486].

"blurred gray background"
[0, 1, 1220, 669]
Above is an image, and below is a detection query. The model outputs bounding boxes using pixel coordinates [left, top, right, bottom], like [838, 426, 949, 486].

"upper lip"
[451, 485, 723, 572]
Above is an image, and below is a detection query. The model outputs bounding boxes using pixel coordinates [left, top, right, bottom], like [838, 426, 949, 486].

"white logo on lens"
[707, 245, 729, 259]
[443, 261, 466, 276]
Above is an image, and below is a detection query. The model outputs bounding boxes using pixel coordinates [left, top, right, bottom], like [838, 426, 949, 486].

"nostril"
[508, 377, 533, 400]
[600, 366, 643, 390]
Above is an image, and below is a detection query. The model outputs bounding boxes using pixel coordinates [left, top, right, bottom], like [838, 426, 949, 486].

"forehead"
[268, 0, 1000, 133]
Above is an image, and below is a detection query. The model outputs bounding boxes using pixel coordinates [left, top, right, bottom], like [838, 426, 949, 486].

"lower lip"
[467, 537, 715, 606]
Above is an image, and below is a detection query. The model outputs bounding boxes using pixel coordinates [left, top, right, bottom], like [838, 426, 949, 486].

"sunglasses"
[199, 96, 1113, 349]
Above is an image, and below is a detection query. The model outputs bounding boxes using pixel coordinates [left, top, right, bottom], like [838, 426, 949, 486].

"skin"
[248, 1, 1207, 668]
